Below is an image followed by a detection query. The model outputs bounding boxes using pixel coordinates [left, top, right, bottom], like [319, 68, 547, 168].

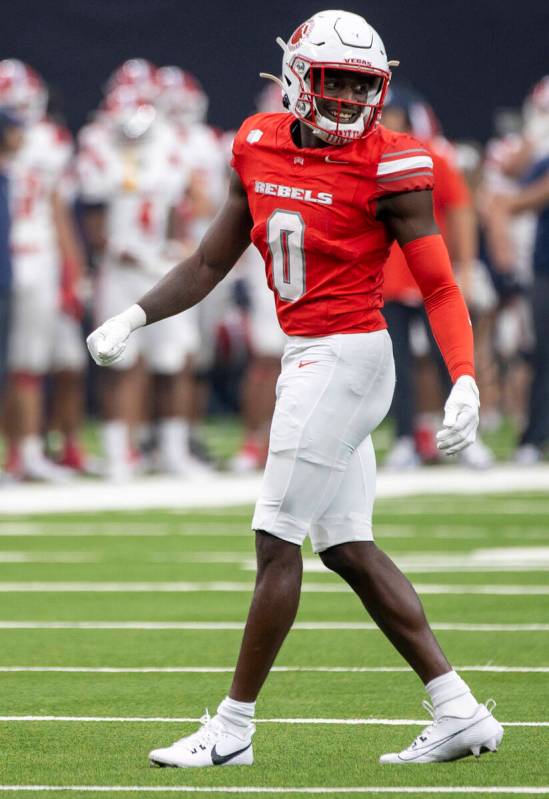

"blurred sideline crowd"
[0, 58, 548, 484]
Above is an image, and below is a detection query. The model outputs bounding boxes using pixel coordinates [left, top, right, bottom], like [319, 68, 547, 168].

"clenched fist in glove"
[436, 375, 480, 455]
[86, 304, 146, 366]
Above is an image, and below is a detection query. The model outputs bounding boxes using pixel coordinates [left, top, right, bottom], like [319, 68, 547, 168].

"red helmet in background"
[0, 59, 47, 125]
[155, 66, 208, 126]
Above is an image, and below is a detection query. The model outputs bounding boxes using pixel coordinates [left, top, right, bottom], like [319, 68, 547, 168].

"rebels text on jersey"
[231, 112, 434, 336]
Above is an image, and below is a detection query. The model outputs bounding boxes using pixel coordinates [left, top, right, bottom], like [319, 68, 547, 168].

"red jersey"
[383, 144, 471, 305]
[232, 113, 434, 337]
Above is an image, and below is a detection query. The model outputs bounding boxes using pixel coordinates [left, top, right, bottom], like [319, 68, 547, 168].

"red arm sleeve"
[402, 234, 475, 382]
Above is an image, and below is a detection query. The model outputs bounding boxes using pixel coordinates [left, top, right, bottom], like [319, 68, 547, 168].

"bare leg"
[320, 541, 450, 683]
[49, 370, 85, 439]
[229, 531, 303, 702]
[4, 373, 43, 441]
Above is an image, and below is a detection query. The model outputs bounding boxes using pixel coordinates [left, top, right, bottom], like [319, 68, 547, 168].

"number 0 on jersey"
[267, 210, 306, 302]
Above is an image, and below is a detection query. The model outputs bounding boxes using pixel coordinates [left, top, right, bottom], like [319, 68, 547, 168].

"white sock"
[426, 670, 479, 719]
[158, 418, 190, 461]
[101, 421, 129, 467]
[216, 696, 255, 735]
[20, 435, 44, 467]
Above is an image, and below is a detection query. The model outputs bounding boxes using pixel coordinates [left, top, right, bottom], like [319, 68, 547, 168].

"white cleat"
[514, 444, 543, 466]
[379, 700, 503, 764]
[149, 711, 254, 768]
[22, 457, 73, 484]
[384, 437, 421, 470]
[156, 453, 213, 478]
[458, 438, 494, 470]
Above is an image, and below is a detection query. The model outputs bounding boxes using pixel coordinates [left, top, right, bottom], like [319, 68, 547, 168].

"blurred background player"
[0, 59, 85, 481]
[77, 71, 197, 480]
[381, 84, 494, 469]
[489, 76, 549, 463]
[480, 131, 535, 433]
[0, 107, 23, 481]
[155, 65, 228, 462]
[230, 82, 288, 473]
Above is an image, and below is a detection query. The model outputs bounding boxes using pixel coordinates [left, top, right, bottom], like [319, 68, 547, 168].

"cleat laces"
[410, 697, 497, 750]
[173, 710, 223, 752]
[410, 701, 437, 751]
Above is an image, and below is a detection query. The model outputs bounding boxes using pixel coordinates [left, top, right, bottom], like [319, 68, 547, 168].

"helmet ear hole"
[282, 94, 290, 109]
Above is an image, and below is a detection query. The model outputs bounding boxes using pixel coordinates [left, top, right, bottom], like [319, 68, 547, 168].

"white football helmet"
[275, 10, 393, 145]
[104, 58, 159, 103]
[0, 59, 48, 125]
[155, 66, 209, 126]
[103, 85, 156, 140]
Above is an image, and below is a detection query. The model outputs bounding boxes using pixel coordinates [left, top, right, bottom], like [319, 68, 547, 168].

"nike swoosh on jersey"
[298, 360, 319, 368]
[325, 155, 350, 164]
[211, 742, 252, 766]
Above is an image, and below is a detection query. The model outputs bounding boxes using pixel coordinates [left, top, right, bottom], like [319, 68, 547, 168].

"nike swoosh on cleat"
[211, 742, 252, 766]
[398, 713, 493, 762]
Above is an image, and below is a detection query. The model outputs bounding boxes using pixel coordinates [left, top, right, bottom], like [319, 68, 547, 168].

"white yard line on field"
[0, 715, 546, 727]
[150, 548, 549, 572]
[0, 621, 546, 631]
[0, 582, 547, 594]
[0, 552, 97, 563]
[0, 786, 547, 795]
[0, 525, 251, 538]
[1, 665, 547, 674]
[0, 465, 547, 514]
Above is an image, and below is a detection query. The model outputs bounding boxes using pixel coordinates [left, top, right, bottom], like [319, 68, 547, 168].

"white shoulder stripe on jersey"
[380, 148, 428, 159]
[378, 170, 434, 184]
[377, 155, 433, 176]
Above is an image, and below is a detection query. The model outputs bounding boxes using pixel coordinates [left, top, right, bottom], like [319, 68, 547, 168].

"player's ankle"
[216, 696, 256, 735]
[425, 670, 479, 719]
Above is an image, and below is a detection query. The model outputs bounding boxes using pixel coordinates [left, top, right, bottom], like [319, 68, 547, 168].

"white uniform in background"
[78, 116, 197, 370]
[240, 243, 286, 358]
[483, 137, 536, 360]
[176, 122, 231, 372]
[8, 120, 75, 372]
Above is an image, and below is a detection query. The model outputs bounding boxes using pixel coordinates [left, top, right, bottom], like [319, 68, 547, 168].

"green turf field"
[0, 492, 548, 798]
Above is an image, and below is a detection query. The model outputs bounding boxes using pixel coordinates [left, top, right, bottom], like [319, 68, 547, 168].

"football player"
[381, 84, 495, 470]
[156, 65, 229, 459]
[88, 11, 502, 765]
[230, 83, 288, 473]
[0, 60, 85, 481]
[491, 76, 549, 464]
[78, 84, 197, 479]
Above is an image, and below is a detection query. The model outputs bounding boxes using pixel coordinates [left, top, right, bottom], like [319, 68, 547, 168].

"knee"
[319, 541, 376, 580]
[254, 530, 301, 577]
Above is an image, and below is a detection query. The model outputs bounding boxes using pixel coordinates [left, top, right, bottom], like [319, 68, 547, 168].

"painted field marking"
[150, 548, 549, 572]
[1, 466, 548, 515]
[0, 786, 547, 795]
[1, 665, 547, 674]
[0, 715, 546, 727]
[0, 621, 546, 632]
[0, 582, 547, 594]
[0, 525, 251, 538]
[0, 552, 97, 563]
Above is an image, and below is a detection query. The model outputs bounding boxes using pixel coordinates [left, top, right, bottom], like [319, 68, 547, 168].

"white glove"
[86, 304, 146, 366]
[436, 375, 480, 455]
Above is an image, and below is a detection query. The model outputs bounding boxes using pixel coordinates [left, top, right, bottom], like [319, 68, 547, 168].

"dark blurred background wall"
[2, 0, 547, 140]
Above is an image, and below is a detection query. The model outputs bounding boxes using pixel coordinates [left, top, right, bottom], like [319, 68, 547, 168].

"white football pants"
[252, 329, 395, 552]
